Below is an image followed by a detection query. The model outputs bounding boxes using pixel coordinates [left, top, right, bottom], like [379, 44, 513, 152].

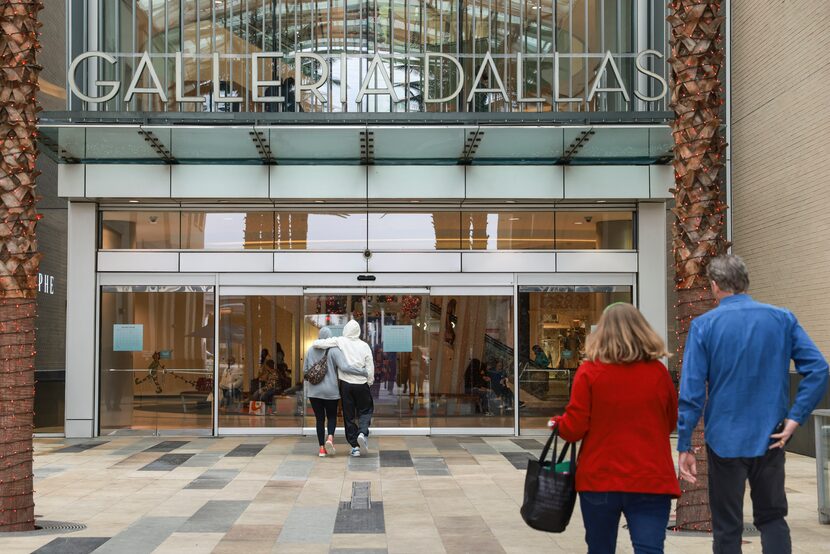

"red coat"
[553, 359, 681, 498]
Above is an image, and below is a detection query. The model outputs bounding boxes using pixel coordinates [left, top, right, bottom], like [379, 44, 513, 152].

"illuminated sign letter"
[516, 52, 543, 103]
[634, 49, 668, 102]
[67, 52, 120, 103]
[295, 53, 329, 104]
[466, 51, 508, 103]
[124, 52, 168, 103]
[252, 52, 284, 103]
[356, 54, 399, 103]
[587, 51, 630, 103]
[423, 53, 464, 103]
[174, 52, 206, 104]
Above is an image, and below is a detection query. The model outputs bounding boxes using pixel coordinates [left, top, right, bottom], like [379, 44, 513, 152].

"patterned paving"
[0, 436, 827, 553]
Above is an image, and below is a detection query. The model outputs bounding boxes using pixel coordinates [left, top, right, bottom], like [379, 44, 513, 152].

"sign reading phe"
[383, 325, 413, 353]
[113, 324, 144, 352]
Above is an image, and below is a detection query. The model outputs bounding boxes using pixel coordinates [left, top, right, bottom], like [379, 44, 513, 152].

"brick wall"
[731, 1, 830, 355]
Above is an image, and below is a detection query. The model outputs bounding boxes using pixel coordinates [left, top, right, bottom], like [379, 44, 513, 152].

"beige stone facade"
[731, 1, 830, 356]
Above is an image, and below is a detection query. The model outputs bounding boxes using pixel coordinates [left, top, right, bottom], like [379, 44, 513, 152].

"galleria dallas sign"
[68, 50, 668, 107]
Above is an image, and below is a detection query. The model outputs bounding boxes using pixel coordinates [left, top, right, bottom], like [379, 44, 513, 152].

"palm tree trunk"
[668, 0, 730, 532]
[0, 0, 43, 533]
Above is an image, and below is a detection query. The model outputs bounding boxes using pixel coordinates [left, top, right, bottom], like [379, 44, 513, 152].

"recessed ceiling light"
[597, 200, 607, 204]
[574, 221, 583, 225]
[410, 200, 420, 203]
[128, 199, 139, 203]
[315, 200, 325, 203]
[506, 200, 516, 203]
[508, 217, 520, 221]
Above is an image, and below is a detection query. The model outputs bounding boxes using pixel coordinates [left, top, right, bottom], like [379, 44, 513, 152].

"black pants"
[309, 397, 339, 446]
[340, 381, 373, 447]
[707, 445, 790, 554]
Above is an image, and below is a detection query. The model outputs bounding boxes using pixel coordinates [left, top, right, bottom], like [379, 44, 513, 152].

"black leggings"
[309, 397, 339, 446]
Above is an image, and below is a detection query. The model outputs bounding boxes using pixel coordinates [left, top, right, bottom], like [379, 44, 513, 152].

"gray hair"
[707, 255, 749, 293]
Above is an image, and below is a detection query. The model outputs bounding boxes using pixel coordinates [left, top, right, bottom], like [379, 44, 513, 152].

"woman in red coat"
[550, 303, 680, 554]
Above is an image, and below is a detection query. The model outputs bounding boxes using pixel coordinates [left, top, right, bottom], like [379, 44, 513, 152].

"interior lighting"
[128, 199, 139, 203]
[574, 221, 583, 225]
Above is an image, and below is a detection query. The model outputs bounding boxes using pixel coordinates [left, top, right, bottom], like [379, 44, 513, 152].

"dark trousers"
[579, 492, 672, 554]
[340, 381, 373, 447]
[309, 397, 339, 446]
[707, 446, 790, 554]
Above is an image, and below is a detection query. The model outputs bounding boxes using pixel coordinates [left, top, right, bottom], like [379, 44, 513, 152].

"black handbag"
[520, 428, 577, 533]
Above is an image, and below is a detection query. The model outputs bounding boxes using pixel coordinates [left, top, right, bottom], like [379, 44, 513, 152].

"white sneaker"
[357, 433, 368, 456]
[324, 437, 335, 456]
[350, 447, 361, 457]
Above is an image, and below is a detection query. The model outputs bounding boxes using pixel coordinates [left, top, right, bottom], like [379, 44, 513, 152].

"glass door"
[303, 289, 430, 431]
[99, 285, 215, 436]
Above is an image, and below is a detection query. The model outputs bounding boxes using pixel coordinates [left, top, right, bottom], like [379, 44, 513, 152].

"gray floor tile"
[179, 452, 224, 467]
[333, 501, 386, 534]
[93, 516, 187, 554]
[378, 450, 413, 468]
[143, 440, 189, 452]
[292, 438, 323, 455]
[32, 537, 109, 554]
[277, 506, 338, 544]
[461, 443, 499, 455]
[139, 453, 194, 471]
[184, 478, 230, 490]
[178, 500, 250, 533]
[225, 443, 267, 457]
[499, 451, 536, 470]
[54, 442, 107, 454]
[348, 456, 380, 472]
[273, 459, 314, 480]
[34, 467, 67, 479]
[199, 468, 239, 480]
[330, 550, 388, 554]
[510, 438, 544, 451]
[350, 481, 371, 510]
[416, 469, 451, 476]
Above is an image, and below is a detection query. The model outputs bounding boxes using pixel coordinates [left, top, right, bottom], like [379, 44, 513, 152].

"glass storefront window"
[368, 212, 461, 251]
[429, 295, 515, 430]
[555, 211, 634, 250]
[99, 286, 215, 435]
[182, 212, 275, 249]
[276, 213, 367, 251]
[518, 285, 633, 432]
[101, 211, 180, 249]
[464, 211, 556, 250]
[218, 296, 302, 429]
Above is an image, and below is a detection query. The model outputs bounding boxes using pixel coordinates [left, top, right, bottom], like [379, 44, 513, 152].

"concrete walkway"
[0, 436, 827, 553]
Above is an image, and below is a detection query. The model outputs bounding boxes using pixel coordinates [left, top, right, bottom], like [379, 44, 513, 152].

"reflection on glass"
[218, 296, 301, 428]
[464, 212, 555, 250]
[99, 288, 215, 435]
[429, 296, 515, 429]
[555, 211, 634, 250]
[518, 285, 633, 432]
[369, 213, 461, 250]
[101, 211, 180, 249]
[182, 212, 275, 249]
[276, 213, 367, 250]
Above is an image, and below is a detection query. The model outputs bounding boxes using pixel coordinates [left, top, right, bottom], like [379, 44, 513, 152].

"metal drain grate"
[2, 520, 87, 537]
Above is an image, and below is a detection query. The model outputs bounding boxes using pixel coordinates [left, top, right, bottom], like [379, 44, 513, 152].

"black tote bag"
[520, 428, 577, 533]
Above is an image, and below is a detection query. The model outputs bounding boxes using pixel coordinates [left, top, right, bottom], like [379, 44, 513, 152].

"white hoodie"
[313, 320, 374, 386]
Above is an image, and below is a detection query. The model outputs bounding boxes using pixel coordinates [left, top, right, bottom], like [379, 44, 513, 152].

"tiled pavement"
[0, 436, 827, 553]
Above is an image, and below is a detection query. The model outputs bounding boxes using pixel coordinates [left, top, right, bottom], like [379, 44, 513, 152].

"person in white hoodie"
[313, 319, 374, 456]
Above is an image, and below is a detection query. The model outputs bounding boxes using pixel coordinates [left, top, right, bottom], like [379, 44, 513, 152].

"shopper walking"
[550, 302, 680, 554]
[304, 327, 369, 457]
[314, 320, 374, 457]
[678, 255, 828, 554]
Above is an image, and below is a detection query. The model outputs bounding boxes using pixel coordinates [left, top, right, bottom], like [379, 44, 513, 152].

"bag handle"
[539, 428, 561, 466]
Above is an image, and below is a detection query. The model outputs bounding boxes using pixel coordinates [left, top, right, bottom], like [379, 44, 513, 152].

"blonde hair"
[584, 303, 669, 364]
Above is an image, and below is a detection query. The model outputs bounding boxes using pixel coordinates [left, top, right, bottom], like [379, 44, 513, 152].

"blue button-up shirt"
[677, 294, 829, 457]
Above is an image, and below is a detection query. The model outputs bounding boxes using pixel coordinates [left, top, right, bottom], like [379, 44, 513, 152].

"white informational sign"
[383, 325, 413, 353]
[113, 324, 143, 352]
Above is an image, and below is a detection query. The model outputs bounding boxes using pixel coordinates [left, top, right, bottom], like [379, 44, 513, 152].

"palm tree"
[668, 0, 729, 532]
[0, 0, 43, 532]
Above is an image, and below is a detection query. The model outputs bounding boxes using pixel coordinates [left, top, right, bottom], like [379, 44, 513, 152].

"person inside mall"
[550, 303, 680, 553]
[678, 255, 829, 554]
[314, 320, 375, 457]
[304, 327, 369, 457]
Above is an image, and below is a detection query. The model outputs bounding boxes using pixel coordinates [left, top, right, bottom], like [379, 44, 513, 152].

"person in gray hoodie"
[304, 327, 368, 457]
[313, 320, 374, 457]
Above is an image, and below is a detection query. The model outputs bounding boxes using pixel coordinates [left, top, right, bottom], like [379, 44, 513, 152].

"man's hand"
[769, 418, 799, 450]
[678, 451, 697, 484]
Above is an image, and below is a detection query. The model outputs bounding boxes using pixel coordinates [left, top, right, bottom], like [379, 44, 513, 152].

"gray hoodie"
[313, 320, 374, 386]
[304, 327, 368, 400]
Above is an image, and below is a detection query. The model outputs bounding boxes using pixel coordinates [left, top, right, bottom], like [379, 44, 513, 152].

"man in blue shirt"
[677, 255, 828, 554]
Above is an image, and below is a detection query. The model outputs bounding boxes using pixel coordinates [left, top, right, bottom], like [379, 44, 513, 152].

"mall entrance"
[97, 278, 633, 437]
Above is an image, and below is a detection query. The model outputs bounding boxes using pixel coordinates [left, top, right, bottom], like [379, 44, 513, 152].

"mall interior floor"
[1, 436, 827, 553]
